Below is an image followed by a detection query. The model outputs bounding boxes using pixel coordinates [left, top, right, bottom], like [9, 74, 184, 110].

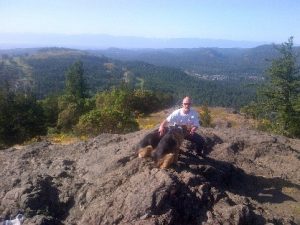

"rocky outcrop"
[0, 128, 299, 225]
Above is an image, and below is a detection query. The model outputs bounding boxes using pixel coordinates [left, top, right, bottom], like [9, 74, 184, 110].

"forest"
[0, 47, 259, 107]
[91, 44, 300, 77]
[0, 38, 299, 148]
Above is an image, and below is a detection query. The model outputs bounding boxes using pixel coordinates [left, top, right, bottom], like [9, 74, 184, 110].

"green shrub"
[75, 109, 138, 135]
[200, 105, 212, 127]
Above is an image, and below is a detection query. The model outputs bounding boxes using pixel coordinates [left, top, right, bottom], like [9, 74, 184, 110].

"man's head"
[182, 96, 192, 113]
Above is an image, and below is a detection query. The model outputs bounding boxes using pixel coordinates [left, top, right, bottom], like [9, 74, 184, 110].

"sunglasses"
[183, 103, 191, 105]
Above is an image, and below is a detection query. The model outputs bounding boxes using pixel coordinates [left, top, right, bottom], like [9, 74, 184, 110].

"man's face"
[182, 98, 191, 113]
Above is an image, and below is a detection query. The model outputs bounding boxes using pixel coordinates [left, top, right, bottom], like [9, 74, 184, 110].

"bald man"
[159, 96, 205, 156]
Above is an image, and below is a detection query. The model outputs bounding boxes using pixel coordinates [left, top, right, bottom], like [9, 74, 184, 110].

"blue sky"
[0, 0, 299, 43]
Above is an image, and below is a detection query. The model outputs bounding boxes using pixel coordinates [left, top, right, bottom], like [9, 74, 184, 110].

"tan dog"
[137, 129, 161, 158]
[151, 125, 187, 169]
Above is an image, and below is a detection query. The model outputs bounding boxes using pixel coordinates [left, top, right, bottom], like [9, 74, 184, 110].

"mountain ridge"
[0, 33, 270, 49]
[91, 45, 300, 77]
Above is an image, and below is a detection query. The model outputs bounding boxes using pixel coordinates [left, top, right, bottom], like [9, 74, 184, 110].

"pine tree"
[0, 89, 46, 147]
[65, 61, 87, 99]
[259, 37, 300, 136]
[56, 61, 88, 131]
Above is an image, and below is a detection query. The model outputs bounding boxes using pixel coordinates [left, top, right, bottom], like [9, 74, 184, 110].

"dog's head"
[170, 124, 189, 138]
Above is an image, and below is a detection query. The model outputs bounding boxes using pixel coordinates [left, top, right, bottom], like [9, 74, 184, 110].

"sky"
[0, 0, 299, 43]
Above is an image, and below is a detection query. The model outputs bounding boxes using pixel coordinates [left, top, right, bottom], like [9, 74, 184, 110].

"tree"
[38, 94, 59, 127]
[0, 89, 47, 148]
[200, 104, 212, 127]
[56, 61, 89, 131]
[65, 61, 87, 98]
[245, 37, 300, 137]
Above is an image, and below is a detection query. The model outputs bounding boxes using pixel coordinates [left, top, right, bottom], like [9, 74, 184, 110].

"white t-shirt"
[166, 108, 200, 128]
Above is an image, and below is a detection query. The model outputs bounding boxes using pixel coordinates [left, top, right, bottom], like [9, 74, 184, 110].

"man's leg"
[185, 133, 206, 156]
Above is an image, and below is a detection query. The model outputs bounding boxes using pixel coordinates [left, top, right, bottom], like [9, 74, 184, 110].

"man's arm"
[190, 110, 200, 135]
[158, 120, 168, 136]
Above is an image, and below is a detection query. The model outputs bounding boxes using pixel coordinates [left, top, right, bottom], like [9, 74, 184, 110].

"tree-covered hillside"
[125, 61, 256, 107]
[1, 40, 298, 148]
[0, 47, 258, 108]
[91, 45, 300, 78]
[0, 48, 123, 98]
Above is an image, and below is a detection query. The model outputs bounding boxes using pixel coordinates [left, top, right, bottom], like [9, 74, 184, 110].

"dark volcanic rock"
[0, 128, 299, 225]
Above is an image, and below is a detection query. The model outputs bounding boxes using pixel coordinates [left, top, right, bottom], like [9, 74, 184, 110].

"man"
[158, 96, 205, 156]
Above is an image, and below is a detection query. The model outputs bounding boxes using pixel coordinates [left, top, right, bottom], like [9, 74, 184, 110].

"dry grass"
[137, 109, 173, 129]
[207, 107, 257, 128]
[137, 106, 256, 129]
[48, 133, 88, 145]
[22, 134, 88, 146]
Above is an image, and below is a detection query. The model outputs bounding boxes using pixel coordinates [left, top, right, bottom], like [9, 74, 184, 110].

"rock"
[0, 128, 298, 224]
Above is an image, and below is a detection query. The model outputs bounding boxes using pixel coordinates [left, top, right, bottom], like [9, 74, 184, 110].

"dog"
[137, 129, 161, 158]
[151, 125, 187, 169]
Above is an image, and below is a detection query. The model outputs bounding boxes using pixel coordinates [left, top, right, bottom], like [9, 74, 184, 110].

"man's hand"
[159, 120, 168, 136]
[190, 126, 197, 135]
[158, 126, 165, 136]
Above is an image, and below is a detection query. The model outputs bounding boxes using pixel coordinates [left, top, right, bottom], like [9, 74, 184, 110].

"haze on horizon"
[0, 0, 299, 48]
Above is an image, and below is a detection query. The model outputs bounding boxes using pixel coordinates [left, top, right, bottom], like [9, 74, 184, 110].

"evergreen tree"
[0, 89, 47, 148]
[65, 61, 87, 98]
[264, 37, 300, 136]
[39, 94, 59, 127]
[57, 61, 89, 131]
[244, 37, 300, 137]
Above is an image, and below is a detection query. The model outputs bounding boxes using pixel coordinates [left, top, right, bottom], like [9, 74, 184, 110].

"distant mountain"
[91, 45, 300, 78]
[0, 33, 268, 49]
